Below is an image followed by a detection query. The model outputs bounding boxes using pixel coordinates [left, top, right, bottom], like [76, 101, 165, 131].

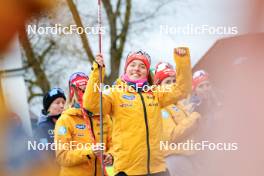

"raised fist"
[95, 54, 104, 67]
[174, 47, 188, 56]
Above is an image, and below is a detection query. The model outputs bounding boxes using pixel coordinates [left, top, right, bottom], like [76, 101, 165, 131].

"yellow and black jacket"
[54, 108, 112, 176]
[83, 48, 192, 175]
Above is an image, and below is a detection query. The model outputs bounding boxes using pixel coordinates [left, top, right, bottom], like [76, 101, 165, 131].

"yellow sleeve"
[158, 47, 192, 108]
[105, 115, 113, 155]
[83, 62, 112, 116]
[170, 108, 201, 143]
[54, 116, 94, 167]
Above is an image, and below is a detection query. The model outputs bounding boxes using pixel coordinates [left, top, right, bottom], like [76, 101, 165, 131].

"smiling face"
[125, 60, 148, 80]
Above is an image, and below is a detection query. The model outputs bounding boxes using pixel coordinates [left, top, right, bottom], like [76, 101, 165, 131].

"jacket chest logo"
[122, 94, 135, 100]
[75, 124, 86, 129]
[148, 102, 159, 107]
[161, 110, 170, 119]
[146, 95, 155, 100]
[58, 126, 67, 135]
[120, 103, 133, 108]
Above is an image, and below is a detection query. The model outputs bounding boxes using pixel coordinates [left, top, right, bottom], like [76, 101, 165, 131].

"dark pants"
[115, 170, 171, 176]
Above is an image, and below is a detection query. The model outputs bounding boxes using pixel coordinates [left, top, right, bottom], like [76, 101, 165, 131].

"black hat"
[42, 88, 66, 115]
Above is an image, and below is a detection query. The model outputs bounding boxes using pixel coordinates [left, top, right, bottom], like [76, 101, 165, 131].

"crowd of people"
[33, 47, 219, 176]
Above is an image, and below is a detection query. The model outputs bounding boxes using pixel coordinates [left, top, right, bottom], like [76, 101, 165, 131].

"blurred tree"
[66, 0, 131, 84]
[66, 0, 95, 63]
[20, 0, 176, 102]
[19, 25, 53, 101]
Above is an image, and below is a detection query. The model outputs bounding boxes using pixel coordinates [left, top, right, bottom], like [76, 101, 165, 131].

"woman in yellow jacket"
[83, 48, 192, 176]
[54, 72, 113, 176]
[153, 62, 201, 176]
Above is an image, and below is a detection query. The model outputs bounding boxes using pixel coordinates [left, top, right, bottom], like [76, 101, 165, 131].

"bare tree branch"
[25, 78, 44, 102]
[102, 0, 117, 45]
[22, 0, 177, 89]
[24, 79, 37, 84]
[28, 93, 43, 102]
[38, 40, 55, 64]
[115, 0, 122, 16]
[117, 0, 131, 54]
[66, 0, 95, 63]
[19, 25, 51, 97]
[130, 0, 174, 24]
[101, 0, 132, 84]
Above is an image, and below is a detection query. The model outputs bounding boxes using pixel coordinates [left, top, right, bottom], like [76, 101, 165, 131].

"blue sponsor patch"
[76, 124, 86, 130]
[58, 126, 67, 135]
[161, 110, 170, 119]
[122, 94, 135, 100]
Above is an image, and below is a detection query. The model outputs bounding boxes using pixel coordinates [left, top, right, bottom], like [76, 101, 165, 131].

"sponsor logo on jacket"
[148, 102, 159, 107]
[76, 124, 86, 130]
[58, 126, 67, 135]
[161, 110, 170, 119]
[146, 95, 155, 99]
[120, 103, 133, 107]
[122, 94, 135, 100]
[77, 134, 85, 137]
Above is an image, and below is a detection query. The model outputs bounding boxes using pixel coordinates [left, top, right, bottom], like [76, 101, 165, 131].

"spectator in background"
[153, 62, 201, 176]
[188, 70, 221, 115]
[180, 70, 222, 175]
[35, 88, 66, 145]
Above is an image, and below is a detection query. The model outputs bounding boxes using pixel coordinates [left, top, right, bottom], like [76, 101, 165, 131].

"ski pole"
[97, 0, 105, 175]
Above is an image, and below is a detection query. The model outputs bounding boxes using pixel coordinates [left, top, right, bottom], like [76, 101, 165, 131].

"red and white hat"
[124, 50, 151, 73]
[154, 62, 176, 85]
[68, 72, 89, 103]
[192, 70, 209, 90]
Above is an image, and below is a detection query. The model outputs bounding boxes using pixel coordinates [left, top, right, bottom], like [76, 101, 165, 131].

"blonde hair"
[65, 88, 81, 109]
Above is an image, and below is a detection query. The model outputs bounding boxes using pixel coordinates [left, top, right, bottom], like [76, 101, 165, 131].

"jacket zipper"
[94, 157, 97, 176]
[138, 92, 151, 175]
[88, 116, 97, 176]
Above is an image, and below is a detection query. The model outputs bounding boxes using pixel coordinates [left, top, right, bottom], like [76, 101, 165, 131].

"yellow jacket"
[83, 48, 192, 175]
[54, 108, 112, 176]
[161, 104, 201, 157]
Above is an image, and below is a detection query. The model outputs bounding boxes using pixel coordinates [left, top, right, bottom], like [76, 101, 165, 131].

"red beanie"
[154, 62, 176, 85]
[69, 72, 89, 101]
[192, 70, 209, 90]
[124, 50, 151, 73]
